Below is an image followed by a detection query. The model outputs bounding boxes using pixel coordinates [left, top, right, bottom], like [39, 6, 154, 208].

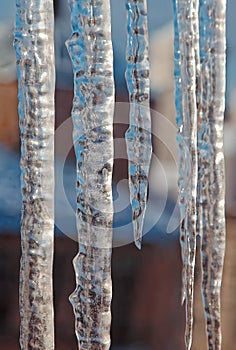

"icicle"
[14, 1, 55, 349]
[173, 0, 199, 348]
[198, 1, 226, 348]
[125, 0, 152, 249]
[172, 0, 187, 306]
[66, 0, 114, 348]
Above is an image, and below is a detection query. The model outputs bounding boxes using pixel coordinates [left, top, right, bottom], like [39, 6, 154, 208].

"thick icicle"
[125, 0, 152, 249]
[173, 0, 199, 348]
[14, 1, 55, 349]
[66, 0, 114, 348]
[198, 1, 226, 348]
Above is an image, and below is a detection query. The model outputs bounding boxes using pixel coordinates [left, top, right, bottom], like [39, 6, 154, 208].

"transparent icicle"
[125, 0, 152, 249]
[66, 1, 114, 349]
[172, 0, 187, 306]
[173, 1, 199, 348]
[14, 1, 55, 349]
[198, 1, 226, 348]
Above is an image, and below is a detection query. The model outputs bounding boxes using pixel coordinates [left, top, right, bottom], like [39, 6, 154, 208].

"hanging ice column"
[173, 0, 199, 348]
[66, 0, 114, 348]
[125, 0, 152, 249]
[174, 0, 226, 348]
[14, 0, 55, 349]
[198, 1, 226, 349]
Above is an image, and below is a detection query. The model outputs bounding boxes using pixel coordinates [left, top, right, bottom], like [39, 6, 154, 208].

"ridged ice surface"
[66, 0, 114, 348]
[198, 1, 226, 349]
[125, 0, 152, 249]
[173, 0, 186, 306]
[14, 1, 55, 349]
[173, 1, 199, 348]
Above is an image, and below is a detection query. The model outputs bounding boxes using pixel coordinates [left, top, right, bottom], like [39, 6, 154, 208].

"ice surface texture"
[173, 0, 226, 349]
[198, 1, 226, 349]
[173, 0, 199, 348]
[66, 0, 114, 348]
[14, 0, 55, 349]
[125, 0, 152, 249]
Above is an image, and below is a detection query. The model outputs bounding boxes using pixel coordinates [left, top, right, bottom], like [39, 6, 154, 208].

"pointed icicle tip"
[185, 334, 192, 350]
[133, 211, 145, 250]
[135, 237, 142, 250]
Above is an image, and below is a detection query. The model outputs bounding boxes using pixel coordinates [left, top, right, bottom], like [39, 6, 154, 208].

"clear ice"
[174, 0, 227, 348]
[173, 1, 199, 348]
[125, 0, 152, 249]
[66, 0, 114, 348]
[172, 0, 186, 305]
[14, 0, 55, 349]
[198, 1, 226, 349]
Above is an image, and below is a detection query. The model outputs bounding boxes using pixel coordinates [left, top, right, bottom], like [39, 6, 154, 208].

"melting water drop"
[14, 0, 55, 349]
[66, 0, 114, 348]
[125, 0, 152, 249]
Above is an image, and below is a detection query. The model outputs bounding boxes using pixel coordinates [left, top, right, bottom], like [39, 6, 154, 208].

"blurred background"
[1, 0, 236, 349]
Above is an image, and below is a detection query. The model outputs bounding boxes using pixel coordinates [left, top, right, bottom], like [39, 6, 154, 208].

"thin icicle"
[66, 0, 114, 348]
[172, 0, 187, 306]
[198, 1, 226, 348]
[173, 0, 199, 348]
[125, 0, 152, 249]
[14, 1, 55, 349]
